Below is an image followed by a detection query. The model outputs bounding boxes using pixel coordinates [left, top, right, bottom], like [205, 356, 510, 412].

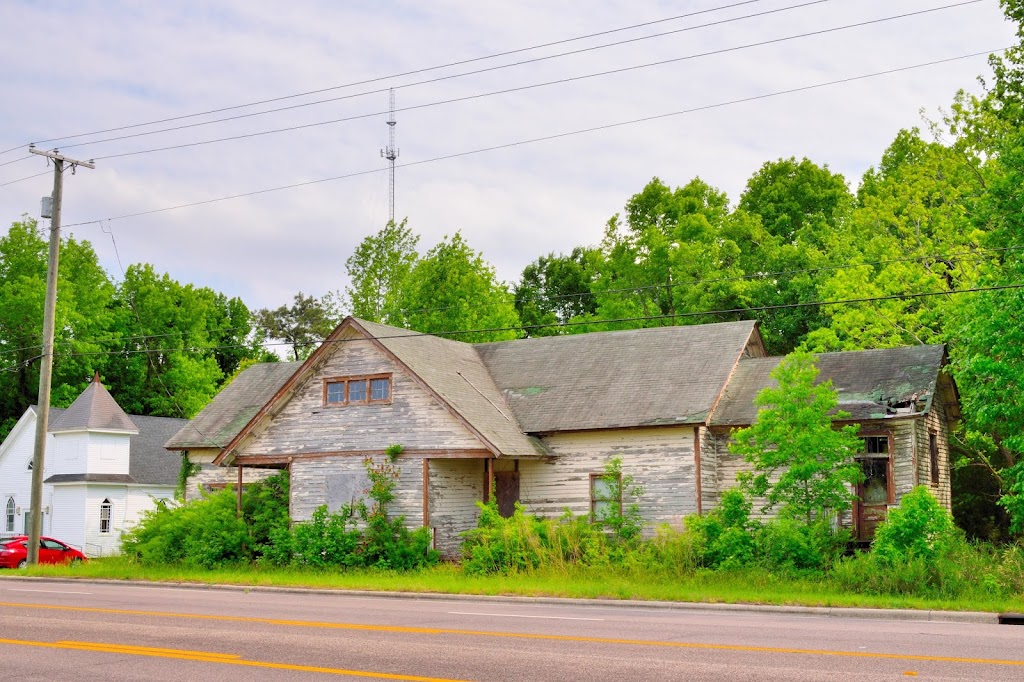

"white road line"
[7, 589, 93, 595]
[448, 611, 604, 621]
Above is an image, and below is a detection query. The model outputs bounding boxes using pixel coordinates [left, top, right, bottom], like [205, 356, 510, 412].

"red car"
[0, 535, 87, 569]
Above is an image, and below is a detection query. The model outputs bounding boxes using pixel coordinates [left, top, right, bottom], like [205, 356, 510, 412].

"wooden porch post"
[483, 458, 493, 503]
[236, 463, 243, 517]
[422, 458, 430, 527]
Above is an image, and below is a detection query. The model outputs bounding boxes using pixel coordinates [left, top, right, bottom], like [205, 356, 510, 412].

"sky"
[0, 0, 1017, 313]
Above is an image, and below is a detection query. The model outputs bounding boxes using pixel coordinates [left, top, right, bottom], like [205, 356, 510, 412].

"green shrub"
[682, 488, 756, 569]
[755, 519, 824, 571]
[121, 488, 250, 568]
[269, 458, 439, 571]
[461, 502, 616, 575]
[872, 486, 959, 564]
[241, 471, 291, 556]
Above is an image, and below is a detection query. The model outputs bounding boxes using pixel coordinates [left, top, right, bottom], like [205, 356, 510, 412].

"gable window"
[929, 432, 940, 485]
[26, 460, 32, 470]
[99, 499, 112, 534]
[590, 472, 622, 523]
[323, 375, 392, 406]
[5, 498, 13, 533]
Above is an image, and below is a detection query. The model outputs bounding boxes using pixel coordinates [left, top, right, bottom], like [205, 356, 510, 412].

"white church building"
[0, 375, 184, 556]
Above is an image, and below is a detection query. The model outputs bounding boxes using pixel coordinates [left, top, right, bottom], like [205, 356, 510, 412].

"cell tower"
[380, 88, 399, 224]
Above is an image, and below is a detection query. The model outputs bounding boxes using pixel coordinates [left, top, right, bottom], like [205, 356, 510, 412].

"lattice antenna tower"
[380, 88, 399, 224]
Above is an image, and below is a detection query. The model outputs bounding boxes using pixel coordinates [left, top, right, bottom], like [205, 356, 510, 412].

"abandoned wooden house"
[165, 317, 959, 555]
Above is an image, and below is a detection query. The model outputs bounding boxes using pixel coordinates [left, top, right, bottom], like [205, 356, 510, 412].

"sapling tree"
[729, 351, 864, 524]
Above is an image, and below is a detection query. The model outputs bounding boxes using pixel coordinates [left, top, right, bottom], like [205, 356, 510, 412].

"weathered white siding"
[428, 458, 483, 557]
[520, 426, 698, 531]
[917, 401, 953, 511]
[697, 426, 718, 514]
[185, 464, 279, 502]
[239, 339, 483, 457]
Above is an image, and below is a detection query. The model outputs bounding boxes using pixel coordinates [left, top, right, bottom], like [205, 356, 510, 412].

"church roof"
[48, 374, 138, 434]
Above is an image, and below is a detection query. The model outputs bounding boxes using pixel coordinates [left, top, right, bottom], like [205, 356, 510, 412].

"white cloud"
[0, 0, 1016, 310]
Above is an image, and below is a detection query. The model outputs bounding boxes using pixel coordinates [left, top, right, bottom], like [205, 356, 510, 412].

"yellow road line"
[1, 600, 1021, 668]
[57, 640, 240, 659]
[0, 637, 470, 681]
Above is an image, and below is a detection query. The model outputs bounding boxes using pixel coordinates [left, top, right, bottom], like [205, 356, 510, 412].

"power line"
[62, 48, 1004, 229]
[51, 0, 834, 154]
[0, 0, 769, 156]
[0, 242, 1013, 360]
[0, 171, 49, 188]
[81, 2, 980, 162]
[43, 282, 1024, 360]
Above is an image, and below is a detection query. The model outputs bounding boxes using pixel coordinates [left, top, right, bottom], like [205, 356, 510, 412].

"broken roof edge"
[709, 344, 952, 428]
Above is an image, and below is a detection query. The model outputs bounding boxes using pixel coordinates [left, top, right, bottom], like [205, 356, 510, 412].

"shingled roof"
[710, 345, 949, 426]
[476, 320, 760, 432]
[164, 361, 301, 450]
[49, 376, 137, 434]
[355, 319, 548, 457]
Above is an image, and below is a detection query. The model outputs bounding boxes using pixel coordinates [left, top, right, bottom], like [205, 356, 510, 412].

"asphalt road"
[0, 578, 1022, 681]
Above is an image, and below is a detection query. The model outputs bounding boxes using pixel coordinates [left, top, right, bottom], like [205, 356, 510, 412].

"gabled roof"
[204, 319, 547, 462]
[710, 345, 950, 426]
[476, 320, 760, 432]
[355, 319, 547, 457]
[164, 361, 301, 450]
[49, 376, 137, 434]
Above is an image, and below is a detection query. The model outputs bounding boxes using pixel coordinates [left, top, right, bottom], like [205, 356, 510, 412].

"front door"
[855, 436, 892, 542]
[494, 471, 520, 518]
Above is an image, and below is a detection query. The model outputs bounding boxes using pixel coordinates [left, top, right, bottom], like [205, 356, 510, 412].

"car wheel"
[17, 559, 26, 569]
[70, 557, 83, 565]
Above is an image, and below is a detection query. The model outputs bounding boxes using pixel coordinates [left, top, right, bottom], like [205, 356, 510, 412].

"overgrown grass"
[13, 556, 1024, 614]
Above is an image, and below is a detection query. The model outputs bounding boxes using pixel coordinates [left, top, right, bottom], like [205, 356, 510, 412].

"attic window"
[324, 375, 392, 406]
[26, 461, 32, 471]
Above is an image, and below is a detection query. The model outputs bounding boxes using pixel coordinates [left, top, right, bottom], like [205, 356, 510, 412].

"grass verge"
[10, 558, 1023, 614]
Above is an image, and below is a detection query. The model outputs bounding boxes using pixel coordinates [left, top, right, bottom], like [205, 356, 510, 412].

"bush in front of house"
[871, 486, 959, 564]
[264, 458, 439, 571]
[121, 487, 250, 568]
[122, 471, 291, 568]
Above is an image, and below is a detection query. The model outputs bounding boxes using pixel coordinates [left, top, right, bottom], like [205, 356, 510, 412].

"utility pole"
[380, 88, 399, 224]
[25, 146, 94, 565]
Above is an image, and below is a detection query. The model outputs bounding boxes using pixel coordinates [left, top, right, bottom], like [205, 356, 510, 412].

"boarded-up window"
[929, 432, 940, 485]
[590, 473, 621, 522]
[326, 471, 371, 514]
